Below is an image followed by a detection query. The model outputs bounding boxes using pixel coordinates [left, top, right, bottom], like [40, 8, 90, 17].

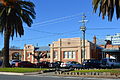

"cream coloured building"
[50, 37, 101, 63]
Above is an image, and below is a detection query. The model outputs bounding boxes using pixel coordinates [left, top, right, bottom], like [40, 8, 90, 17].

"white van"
[100, 58, 120, 68]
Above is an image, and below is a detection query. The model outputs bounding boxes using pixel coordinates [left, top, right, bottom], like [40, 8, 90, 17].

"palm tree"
[0, 0, 35, 67]
[92, 0, 120, 21]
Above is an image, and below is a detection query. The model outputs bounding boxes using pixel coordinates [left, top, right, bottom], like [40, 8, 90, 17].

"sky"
[1, 0, 120, 49]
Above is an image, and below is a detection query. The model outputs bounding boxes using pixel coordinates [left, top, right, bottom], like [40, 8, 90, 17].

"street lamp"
[79, 13, 88, 63]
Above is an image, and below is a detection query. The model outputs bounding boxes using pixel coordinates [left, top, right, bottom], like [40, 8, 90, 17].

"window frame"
[63, 51, 76, 59]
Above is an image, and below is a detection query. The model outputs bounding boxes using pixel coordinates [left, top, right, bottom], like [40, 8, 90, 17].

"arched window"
[12, 53, 21, 60]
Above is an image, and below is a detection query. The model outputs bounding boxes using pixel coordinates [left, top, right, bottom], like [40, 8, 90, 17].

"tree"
[31, 52, 43, 63]
[0, 50, 2, 57]
[0, 0, 35, 67]
[92, 0, 120, 21]
[31, 51, 48, 63]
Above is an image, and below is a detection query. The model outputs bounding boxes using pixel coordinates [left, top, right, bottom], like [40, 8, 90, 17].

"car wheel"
[69, 66, 74, 70]
[111, 64, 114, 69]
[20, 66, 24, 68]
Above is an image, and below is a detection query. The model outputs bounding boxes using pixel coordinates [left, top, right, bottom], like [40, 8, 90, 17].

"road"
[0, 74, 119, 80]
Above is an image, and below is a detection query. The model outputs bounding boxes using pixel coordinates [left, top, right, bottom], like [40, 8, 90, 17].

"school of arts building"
[50, 37, 102, 63]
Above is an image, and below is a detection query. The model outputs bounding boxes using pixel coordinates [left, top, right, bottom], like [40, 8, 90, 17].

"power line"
[17, 28, 118, 42]
[13, 31, 81, 42]
[32, 17, 80, 27]
[32, 13, 82, 27]
[87, 28, 120, 30]
[25, 27, 80, 35]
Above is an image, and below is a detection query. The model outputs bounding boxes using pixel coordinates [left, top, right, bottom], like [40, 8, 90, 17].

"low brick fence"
[55, 71, 120, 78]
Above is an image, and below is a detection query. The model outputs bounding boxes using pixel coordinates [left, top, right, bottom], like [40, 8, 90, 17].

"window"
[69, 51, 72, 58]
[72, 51, 76, 58]
[63, 51, 76, 59]
[28, 46, 30, 48]
[53, 51, 58, 59]
[63, 52, 68, 58]
[27, 53, 31, 58]
[47, 53, 50, 58]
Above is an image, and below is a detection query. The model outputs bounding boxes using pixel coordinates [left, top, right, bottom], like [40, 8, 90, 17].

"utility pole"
[79, 13, 88, 63]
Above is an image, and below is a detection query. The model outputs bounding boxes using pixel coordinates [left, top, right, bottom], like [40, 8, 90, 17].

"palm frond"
[0, 0, 35, 38]
[93, 0, 120, 21]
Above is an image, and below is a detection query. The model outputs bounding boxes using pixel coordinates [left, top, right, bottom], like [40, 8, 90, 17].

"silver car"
[9, 60, 21, 67]
[60, 61, 82, 69]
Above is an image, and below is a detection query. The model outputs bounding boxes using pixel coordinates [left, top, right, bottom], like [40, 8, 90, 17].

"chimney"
[93, 36, 96, 44]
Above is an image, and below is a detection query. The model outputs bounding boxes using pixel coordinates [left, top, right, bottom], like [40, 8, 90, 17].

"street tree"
[0, 0, 35, 67]
[31, 51, 48, 63]
[31, 52, 43, 63]
[92, 0, 120, 21]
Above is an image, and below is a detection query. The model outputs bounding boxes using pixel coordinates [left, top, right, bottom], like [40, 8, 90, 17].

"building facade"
[50, 37, 102, 63]
[8, 45, 50, 63]
[9, 49, 24, 60]
[8, 37, 103, 64]
[23, 44, 50, 63]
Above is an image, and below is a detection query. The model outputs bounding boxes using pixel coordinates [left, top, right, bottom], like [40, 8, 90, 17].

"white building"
[106, 33, 120, 45]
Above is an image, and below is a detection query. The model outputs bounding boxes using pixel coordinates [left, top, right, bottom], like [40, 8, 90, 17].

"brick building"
[50, 37, 102, 63]
[23, 44, 50, 63]
[8, 37, 103, 63]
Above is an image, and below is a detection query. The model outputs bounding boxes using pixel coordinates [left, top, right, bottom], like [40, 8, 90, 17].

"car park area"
[1, 57, 120, 69]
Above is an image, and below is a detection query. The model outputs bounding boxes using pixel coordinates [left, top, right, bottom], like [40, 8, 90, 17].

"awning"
[102, 49, 120, 53]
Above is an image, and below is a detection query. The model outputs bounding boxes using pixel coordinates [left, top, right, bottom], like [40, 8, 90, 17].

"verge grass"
[0, 68, 48, 73]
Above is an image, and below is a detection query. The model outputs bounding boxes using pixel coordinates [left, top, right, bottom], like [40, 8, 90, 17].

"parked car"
[0, 60, 2, 66]
[82, 59, 101, 69]
[36, 61, 50, 68]
[100, 58, 120, 68]
[49, 61, 63, 68]
[60, 61, 82, 69]
[15, 61, 36, 68]
[9, 60, 21, 67]
[49, 62, 59, 68]
[55, 61, 63, 68]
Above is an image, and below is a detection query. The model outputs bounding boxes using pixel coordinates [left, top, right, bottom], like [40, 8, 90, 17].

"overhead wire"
[87, 28, 120, 30]
[12, 12, 120, 42]
[32, 13, 82, 27]
[13, 31, 81, 42]
[24, 27, 80, 35]
[16, 27, 120, 42]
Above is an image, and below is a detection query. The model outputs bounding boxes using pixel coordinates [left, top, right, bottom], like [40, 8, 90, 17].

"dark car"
[0, 60, 2, 66]
[36, 61, 50, 68]
[82, 59, 101, 69]
[49, 61, 63, 68]
[15, 61, 36, 68]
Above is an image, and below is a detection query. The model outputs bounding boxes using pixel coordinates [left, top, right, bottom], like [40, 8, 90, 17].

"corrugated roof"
[102, 49, 120, 53]
[35, 46, 50, 51]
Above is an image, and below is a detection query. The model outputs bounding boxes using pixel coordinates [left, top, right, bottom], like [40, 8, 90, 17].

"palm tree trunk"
[2, 29, 10, 67]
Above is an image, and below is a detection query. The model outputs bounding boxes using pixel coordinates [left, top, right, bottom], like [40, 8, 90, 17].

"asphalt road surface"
[0, 74, 119, 80]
